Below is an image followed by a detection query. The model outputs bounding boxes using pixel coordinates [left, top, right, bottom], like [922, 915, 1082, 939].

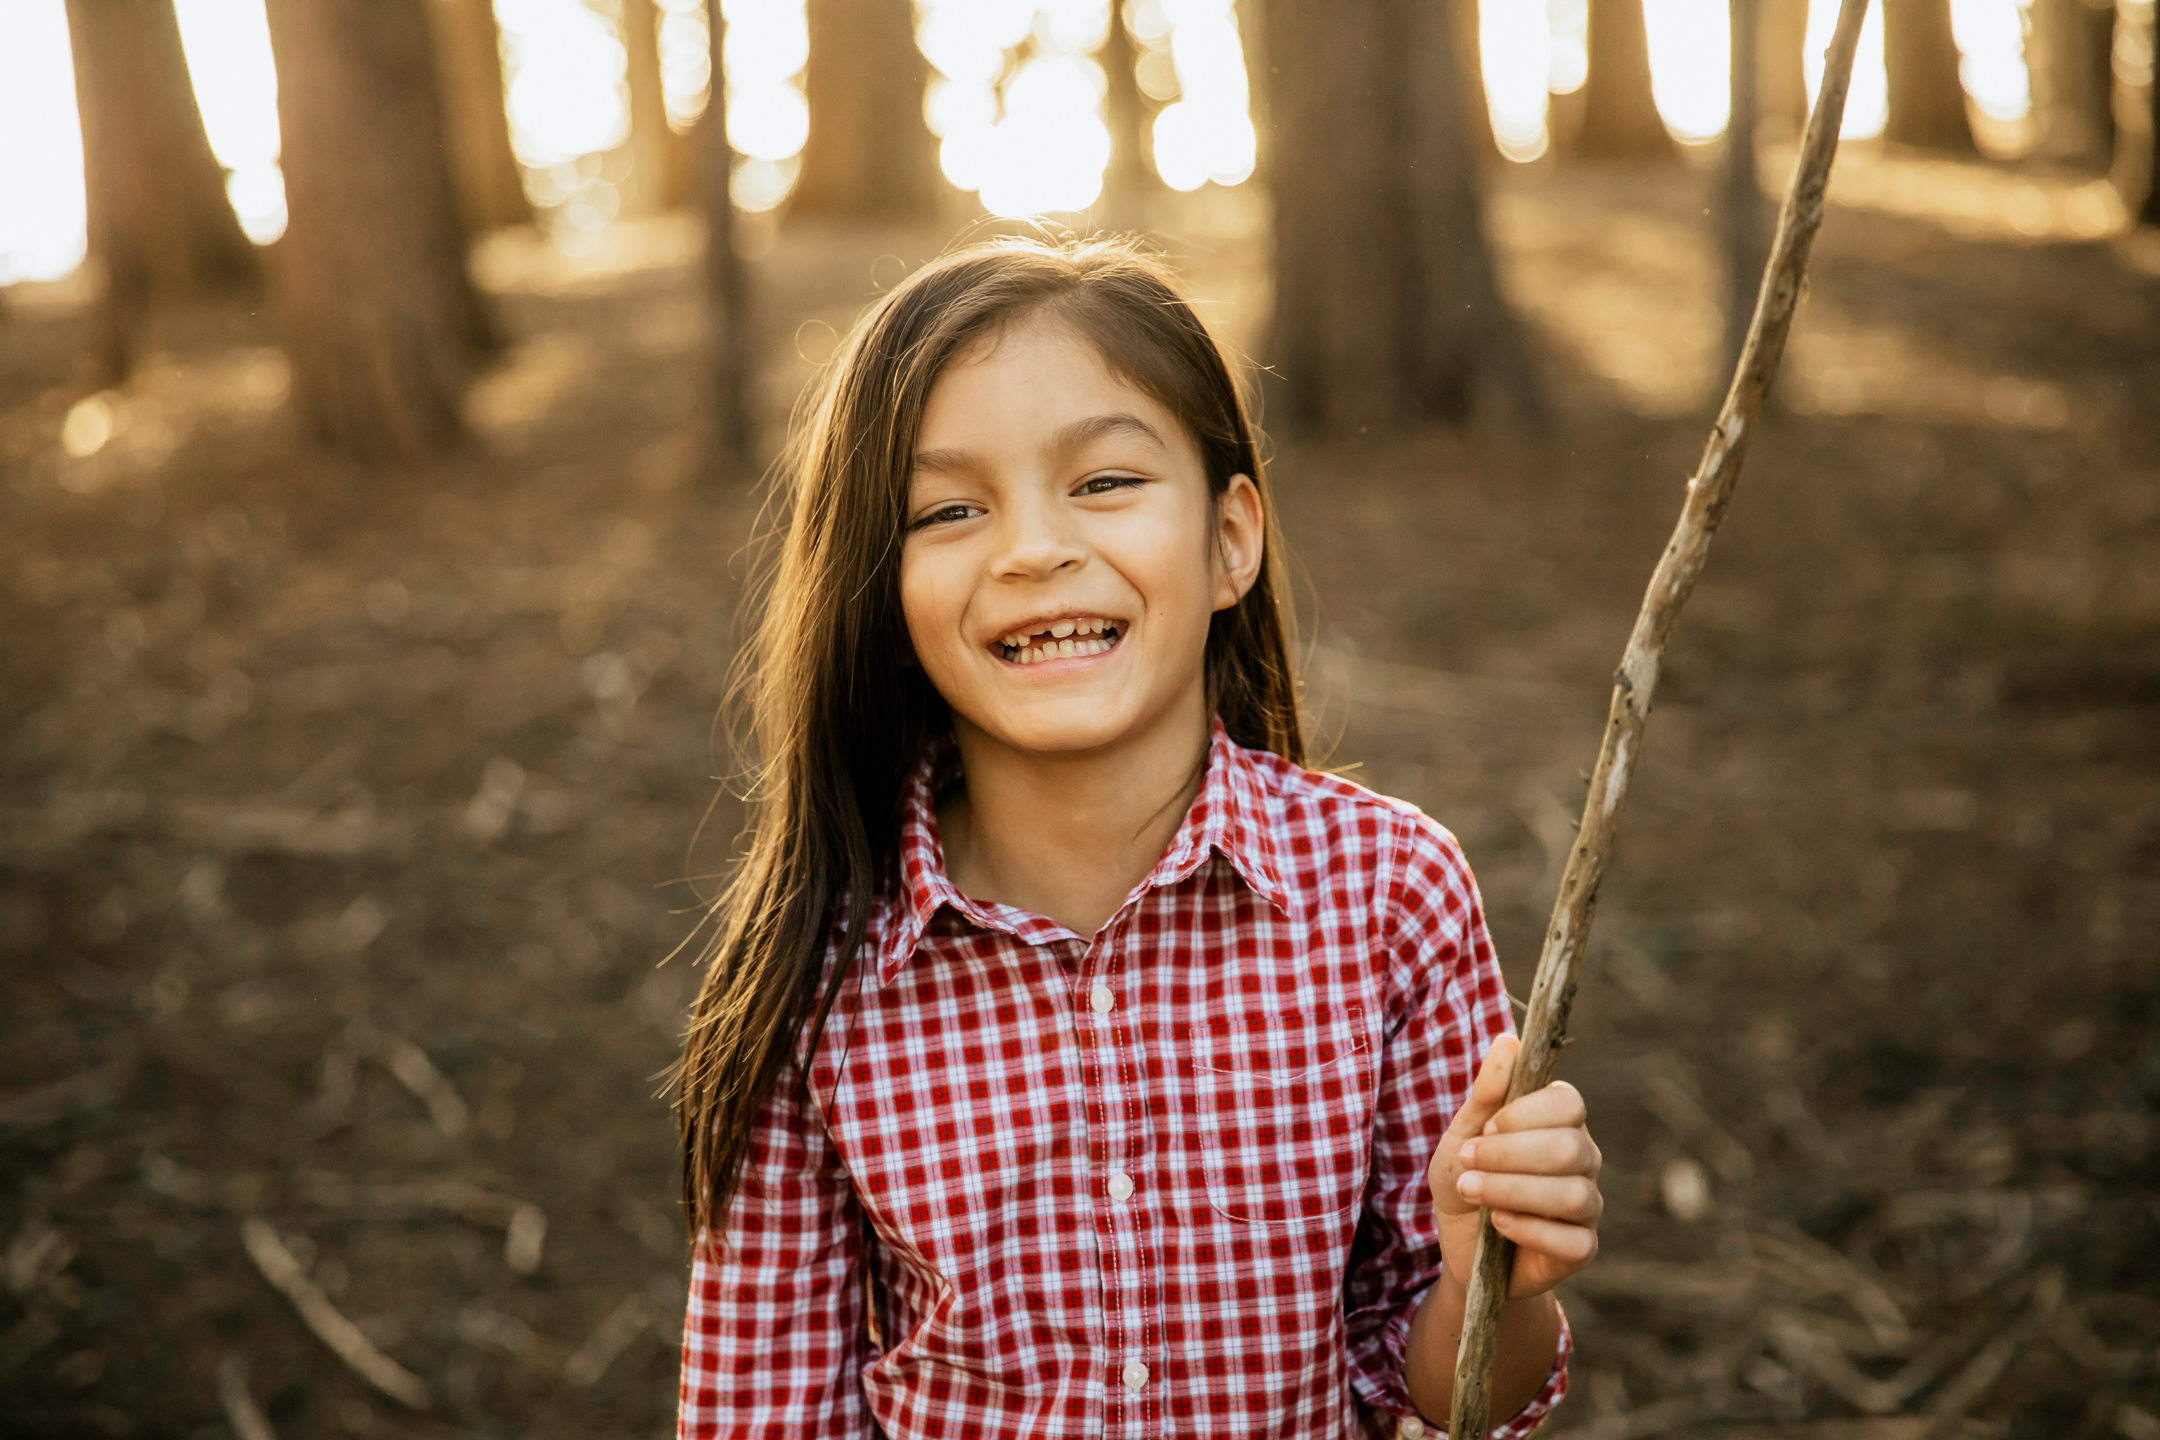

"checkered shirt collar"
[875, 717, 1295, 982]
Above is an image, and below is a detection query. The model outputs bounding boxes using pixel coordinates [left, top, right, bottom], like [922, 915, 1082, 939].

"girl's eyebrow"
[910, 412, 1167, 478]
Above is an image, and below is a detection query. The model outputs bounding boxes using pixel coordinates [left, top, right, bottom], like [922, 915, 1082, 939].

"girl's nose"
[991, 496, 1086, 580]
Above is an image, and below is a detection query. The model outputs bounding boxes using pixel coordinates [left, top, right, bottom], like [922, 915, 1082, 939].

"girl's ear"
[1211, 473, 1265, 613]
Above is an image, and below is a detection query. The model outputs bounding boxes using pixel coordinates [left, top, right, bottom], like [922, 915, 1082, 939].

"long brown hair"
[676, 235, 1304, 1240]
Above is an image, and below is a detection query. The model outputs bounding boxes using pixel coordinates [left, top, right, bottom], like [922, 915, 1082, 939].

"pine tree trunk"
[2142, 4, 2160, 225]
[1578, 0, 1677, 159]
[2027, 0, 2118, 168]
[64, 0, 260, 382]
[790, 0, 940, 220]
[1758, 0, 1811, 140]
[702, 0, 752, 473]
[1259, 0, 1539, 434]
[622, 0, 691, 213]
[1097, 4, 1157, 216]
[1721, 0, 1772, 377]
[264, 0, 494, 463]
[426, 0, 532, 235]
[1882, 0, 1975, 150]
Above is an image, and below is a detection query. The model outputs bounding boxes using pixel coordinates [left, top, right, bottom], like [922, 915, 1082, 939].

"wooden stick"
[241, 1218, 433, 1410]
[1444, 2, 1872, 1433]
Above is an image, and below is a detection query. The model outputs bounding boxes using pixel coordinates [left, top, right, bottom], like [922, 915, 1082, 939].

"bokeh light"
[1485, 0, 1557, 162]
[1643, 0, 1731, 141]
[0, 0, 85, 284]
[1804, 0, 1890, 138]
[1951, 0, 2030, 120]
[658, 0, 715, 131]
[172, 0, 285, 242]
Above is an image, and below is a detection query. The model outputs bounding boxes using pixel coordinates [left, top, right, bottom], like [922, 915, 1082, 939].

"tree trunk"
[1097, 3, 1157, 217]
[1882, 0, 1975, 150]
[264, 0, 494, 463]
[1721, 0, 1772, 378]
[1758, 0, 1812, 140]
[426, 0, 532, 235]
[1258, 0, 1540, 435]
[1578, 0, 1677, 159]
[702, 0, 753, 474]
[622, 0, 691, 213]
[2027, 0, 2118, 168]
[790, 0, 940, 220]
[2120, 0, 2160, 222]
[64, 0, 260, 382]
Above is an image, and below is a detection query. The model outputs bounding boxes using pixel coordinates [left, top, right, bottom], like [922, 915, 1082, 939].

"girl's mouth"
[996, 618, 1122, 666]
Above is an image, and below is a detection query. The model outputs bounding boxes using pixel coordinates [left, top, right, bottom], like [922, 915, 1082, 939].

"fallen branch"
[216, 1354, 280, 1440]
[240, 1217, 433, 1410]
[1445, 0, 1873, 1432]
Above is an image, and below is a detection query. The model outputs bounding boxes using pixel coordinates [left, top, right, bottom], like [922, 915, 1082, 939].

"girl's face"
[900, 314, 1262, 760]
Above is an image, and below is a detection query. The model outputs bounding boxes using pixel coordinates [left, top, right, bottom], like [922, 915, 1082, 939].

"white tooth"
[1084, 639, 1104, 655]
[1085, 619, 1101, 634]
[1006, 633, 1024, 648]
[1051, 621, 1075, 638]
[1055, 639, 1073, 656]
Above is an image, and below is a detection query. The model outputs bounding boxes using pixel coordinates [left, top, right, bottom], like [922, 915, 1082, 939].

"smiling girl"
[673, 238, 1602, 1439]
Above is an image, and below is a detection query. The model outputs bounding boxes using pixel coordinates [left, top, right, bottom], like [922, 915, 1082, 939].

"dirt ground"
[2, 149, 2157, 1440]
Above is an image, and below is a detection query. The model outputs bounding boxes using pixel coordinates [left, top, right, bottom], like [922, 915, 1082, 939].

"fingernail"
[1458, 1172, 1483, 1201]
[1460, 1142, 1477, 1167]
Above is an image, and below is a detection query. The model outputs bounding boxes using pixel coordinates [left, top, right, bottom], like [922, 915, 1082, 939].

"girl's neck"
[938, 698, 1212, 938]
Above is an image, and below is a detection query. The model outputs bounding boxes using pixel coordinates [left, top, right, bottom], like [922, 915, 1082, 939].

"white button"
[1089, 984, 1114, 1013]
[1107, 1172, 1135, 1203]
[1121, 1359, 1149, 1391]
[1399, 1418, 1426, 1440]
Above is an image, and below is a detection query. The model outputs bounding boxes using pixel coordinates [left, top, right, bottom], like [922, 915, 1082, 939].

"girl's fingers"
[1455, 1170, 1604, 1225]
[1482, 1080, 1588, 1136]
[1444, 1033, 1519, 1143]
[1457, 1126, 1602, 1179]
[1492, 1210, 1601, 1268]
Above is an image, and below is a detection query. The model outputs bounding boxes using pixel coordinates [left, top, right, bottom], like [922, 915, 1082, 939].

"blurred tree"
[702, 0, 752, 472]
[2026, 0, 2118, 169]
[265, 0, 496, 462]
[790, 0, 941, 220]
[426, 0, 533, 235]
[1882, 0, 1975, 150]
[1097, 3, 1160, 216]
[622, 0, 693, 212]
[1758, 0, 1811, 139]
[64, 0, 261, 382]
[1720, 0, 1772, 378]
[1258, 0, 1540, 433]
[1578, 0, 1677, 159]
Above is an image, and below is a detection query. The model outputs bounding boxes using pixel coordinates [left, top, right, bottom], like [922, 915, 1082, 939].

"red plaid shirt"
[679, 721, 1569, 1438]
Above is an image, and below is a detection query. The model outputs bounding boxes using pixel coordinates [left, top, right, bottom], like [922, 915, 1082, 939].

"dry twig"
[239, 1217, 433, 1410]
[216, 1354, 280, 1440]
[1446, 0, 1873, 1431]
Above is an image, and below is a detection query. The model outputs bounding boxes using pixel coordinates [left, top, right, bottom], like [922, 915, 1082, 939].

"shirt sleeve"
[679, 1070, 873, 1439]
[1342, 812, 1571, 1438]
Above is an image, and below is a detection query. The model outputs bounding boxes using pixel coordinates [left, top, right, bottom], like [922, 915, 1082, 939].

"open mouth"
[996, 617, 1122, 666]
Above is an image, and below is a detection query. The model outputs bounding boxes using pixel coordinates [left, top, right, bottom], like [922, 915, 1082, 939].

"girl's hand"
[1426, 1033, 1603, 1298]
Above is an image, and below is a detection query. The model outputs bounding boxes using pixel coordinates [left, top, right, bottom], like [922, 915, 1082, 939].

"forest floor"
[2, 146, 2157, 1440]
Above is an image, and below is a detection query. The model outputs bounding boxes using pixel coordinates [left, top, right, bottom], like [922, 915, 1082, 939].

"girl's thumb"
[1446, 1032, 1519, 1141]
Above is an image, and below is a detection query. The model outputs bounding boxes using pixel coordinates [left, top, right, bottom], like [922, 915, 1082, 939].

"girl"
[674, 237, 1603, 1439]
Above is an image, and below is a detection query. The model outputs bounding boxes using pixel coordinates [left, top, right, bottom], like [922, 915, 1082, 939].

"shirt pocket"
[1188, 1004, 1372, 1225]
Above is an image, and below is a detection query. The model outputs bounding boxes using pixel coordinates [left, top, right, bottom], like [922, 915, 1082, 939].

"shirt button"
[1399, 1418, 1426, 1440]
[1089, 984, 1114, 1013]
[1121, 1359, 1149, 1391]
[1107, 1172, 1135, 1203]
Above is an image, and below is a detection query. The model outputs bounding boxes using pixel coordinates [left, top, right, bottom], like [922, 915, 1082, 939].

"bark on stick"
[1443, 1, 1870, 1433]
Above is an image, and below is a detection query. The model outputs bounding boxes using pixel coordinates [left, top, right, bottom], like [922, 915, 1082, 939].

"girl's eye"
[909, 503, 983, 531]
[1078, 473, 1145, 496]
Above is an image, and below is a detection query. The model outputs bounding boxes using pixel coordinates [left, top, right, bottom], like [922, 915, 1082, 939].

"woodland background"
[1, 1, 2157, 1437]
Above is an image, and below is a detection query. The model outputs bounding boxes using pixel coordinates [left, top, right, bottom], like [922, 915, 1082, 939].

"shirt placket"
[1077, 909, 1160, 1440]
